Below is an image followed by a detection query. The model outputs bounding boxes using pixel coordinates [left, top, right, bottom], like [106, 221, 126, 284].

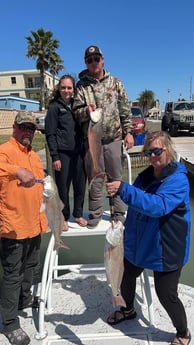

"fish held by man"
[43, 175, 69, 251]
[104, 220, 126, 307]
[88, 108, 105, 180]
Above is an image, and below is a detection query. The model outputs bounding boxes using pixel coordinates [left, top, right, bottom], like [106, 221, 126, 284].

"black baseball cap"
[84, 45, 103, 59]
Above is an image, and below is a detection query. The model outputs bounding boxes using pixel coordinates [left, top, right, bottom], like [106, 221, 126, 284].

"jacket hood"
[139, 161, 188, 189]
[78, 69, 110, 82]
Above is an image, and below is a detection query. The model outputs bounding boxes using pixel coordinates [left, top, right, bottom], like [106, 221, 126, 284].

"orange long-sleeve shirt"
[0, 137, 48, 239]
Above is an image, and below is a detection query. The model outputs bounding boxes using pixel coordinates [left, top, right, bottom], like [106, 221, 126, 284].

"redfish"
[88, 109, 105, 184]
[43, 175, 69, 251]
[104, 220, 126, 307]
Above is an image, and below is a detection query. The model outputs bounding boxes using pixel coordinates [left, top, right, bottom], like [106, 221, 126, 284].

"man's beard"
[21, 138, 32, 147]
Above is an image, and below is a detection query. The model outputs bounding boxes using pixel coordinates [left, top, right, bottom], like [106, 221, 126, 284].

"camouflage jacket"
[73, 69, 133, 142]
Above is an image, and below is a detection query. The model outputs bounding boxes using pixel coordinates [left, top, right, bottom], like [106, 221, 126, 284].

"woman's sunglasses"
[144, 147, 164, 157]
[86, 56, 101, 64]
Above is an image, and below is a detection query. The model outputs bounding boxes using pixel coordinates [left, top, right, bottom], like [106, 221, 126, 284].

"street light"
[168, 89, 170, 101]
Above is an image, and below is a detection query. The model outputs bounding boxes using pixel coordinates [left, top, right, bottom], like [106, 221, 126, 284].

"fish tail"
[54, 241, 70, 251]
[112, 294, 126, 308]
[89, 172, 106, 191]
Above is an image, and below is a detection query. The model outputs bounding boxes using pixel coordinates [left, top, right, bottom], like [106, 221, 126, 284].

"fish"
[88, 109, 105, 180]
[104, 220, 126, 307]
[43, 175, 69, 251]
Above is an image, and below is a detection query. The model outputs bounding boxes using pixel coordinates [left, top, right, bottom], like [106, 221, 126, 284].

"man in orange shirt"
[0, 111, 48, 345]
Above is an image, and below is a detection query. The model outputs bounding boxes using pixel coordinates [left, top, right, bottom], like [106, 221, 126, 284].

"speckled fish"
[43, 175, 69, 251]
[88, 109, 105, 179]
[104, 220, 126, 307]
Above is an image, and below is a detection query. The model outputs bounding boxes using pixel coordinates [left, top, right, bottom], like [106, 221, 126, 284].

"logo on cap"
[84, 45, 103, 59]
[89, 47, 96, 54]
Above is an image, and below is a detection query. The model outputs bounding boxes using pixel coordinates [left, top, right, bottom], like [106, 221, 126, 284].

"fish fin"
[54, 241, 70, 251]
[112, 294, 126, 308]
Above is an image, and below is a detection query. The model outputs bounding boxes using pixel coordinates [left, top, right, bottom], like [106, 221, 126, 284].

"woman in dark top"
[45, 75, 87, 230]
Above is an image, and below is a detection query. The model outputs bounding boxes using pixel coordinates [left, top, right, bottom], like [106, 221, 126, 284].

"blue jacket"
[119, 161, 191, 272]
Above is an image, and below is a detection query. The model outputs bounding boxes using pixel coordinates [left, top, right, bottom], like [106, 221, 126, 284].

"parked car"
[161, 101, 194, 136]
[131, 106, 146, 134]
[35, 106, 146, 136]
[36, 114, 46, 134]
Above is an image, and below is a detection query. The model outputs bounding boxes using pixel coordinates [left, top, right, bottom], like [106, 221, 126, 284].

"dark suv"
[161, 101, 194, 136]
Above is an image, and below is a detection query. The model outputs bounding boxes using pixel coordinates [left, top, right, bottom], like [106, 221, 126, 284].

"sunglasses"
[86, 56, 101, 64]
[18, 124, 36, 133]
[144, 147, 164, 157]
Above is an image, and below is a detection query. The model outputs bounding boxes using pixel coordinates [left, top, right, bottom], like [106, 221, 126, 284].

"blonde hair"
[143, 131, 177, 161]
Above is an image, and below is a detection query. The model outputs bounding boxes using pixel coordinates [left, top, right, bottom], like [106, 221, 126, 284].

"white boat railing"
[35, 149, 155, 340]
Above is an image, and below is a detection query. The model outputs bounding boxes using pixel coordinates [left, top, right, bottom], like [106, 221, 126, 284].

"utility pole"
[190, 77, 192, 101]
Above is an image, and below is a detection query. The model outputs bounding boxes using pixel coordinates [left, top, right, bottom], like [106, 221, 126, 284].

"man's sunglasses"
[18, 124, 36, 133]
[86, 56, 101, 64]
[144, 147, 164, 157]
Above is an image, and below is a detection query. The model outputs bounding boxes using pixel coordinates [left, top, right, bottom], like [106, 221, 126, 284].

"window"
[11, 77, 16, 84]
[10, 93, 19, 97]
[27, 78, 33, 88]
[20, 105, 26, 110]
[174, 102, 190, 111]
[35, 77, 41, 87]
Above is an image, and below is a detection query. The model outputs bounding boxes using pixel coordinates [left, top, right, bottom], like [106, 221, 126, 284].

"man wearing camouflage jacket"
[73, 45, 134, 228]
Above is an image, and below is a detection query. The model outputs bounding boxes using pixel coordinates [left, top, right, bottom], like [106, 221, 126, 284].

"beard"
[21, 137, 32, 147]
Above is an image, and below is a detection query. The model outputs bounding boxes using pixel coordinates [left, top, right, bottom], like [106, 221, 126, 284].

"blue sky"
[1, 0, 194, 108]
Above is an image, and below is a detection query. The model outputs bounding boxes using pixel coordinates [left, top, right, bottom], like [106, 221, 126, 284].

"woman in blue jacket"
[106, 131, 191, 345]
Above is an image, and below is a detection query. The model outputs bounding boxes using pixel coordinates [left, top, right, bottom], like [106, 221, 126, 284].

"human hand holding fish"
[17, 167, 36, 187]
[87, 103, 96, 116]
[106, 180, 121, 196]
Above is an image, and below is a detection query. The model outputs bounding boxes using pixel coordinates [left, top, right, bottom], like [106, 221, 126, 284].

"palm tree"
[138, 90, 155, 115]
[25, 28, 63, 110]
[49, 52, 64, 89]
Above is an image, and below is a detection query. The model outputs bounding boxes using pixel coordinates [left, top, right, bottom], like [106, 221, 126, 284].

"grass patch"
[32, 133, 46, 152]
[0, 132, 46, 152]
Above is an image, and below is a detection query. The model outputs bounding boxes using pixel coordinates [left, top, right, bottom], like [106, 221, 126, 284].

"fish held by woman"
[104, 220, 126, 307]
[43, 175, 69, 250]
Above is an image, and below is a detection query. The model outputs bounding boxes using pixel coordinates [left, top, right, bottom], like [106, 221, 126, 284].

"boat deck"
[0, 143, 193, 344]
[0, 269, 193, 344]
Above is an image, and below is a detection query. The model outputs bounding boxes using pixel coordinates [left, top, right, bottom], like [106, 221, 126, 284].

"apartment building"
[0, 69, 59, 100]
